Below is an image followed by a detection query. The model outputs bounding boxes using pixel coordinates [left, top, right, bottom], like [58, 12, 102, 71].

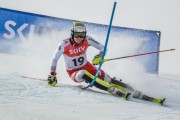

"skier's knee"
[71, 70, 86, 83]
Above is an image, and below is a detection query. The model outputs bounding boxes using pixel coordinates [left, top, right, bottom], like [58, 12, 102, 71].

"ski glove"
[48, 71, 57, 87]
[92, 53, 103, 65]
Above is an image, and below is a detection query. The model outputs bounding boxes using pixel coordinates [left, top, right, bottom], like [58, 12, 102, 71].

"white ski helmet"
[71, 21, 86, 38]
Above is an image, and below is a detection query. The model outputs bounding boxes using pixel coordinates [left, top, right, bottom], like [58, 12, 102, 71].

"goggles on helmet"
[74, 32, 86, 38]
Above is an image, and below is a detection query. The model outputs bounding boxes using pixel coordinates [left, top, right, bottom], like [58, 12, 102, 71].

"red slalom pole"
[21, 75, 47, 81]
[103, 49, 175, 62]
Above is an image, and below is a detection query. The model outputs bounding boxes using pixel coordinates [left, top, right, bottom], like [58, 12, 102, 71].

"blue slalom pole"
[84, 2, 117, 89]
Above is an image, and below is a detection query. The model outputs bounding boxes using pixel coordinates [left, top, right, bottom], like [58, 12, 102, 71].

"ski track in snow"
[0, 73, 180, 120]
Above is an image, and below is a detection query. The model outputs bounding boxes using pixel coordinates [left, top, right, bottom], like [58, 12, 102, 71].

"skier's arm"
[48, 43, 64, 87]
[51, 43, 64, 71]
[87, 36, 106, 65]
[87, 36, 106, 55]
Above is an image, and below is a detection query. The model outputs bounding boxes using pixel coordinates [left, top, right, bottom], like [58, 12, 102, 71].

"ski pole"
[21, 75, 47, 81]
[103, 49, 175, 63]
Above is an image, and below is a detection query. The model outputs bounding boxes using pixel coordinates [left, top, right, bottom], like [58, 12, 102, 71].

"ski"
[111, 79, 166, 106]
[152, 98, 166, 106]
[21, 75, 165, 105]
[139, 95, 166, 106]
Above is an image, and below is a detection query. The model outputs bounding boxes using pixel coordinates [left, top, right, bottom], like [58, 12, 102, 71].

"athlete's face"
[73, 32, 85, 44]
[74, 37, 84, 44]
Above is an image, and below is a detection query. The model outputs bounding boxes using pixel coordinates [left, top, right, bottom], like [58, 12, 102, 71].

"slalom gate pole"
[84, 2, 117, 89]
[103, 49, 175, 63]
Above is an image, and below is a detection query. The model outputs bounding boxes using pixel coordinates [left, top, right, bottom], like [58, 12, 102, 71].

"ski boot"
[108, 86, 131, 100]
[132, 90, 144, 99]
[133, 90, 166, 106]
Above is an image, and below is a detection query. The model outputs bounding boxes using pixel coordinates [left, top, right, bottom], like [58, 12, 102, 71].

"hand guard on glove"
[48, 71, 57, 87]
[92, 53, 103, 65]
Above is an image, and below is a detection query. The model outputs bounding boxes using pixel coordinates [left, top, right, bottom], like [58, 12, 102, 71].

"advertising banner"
[0, 8, 160, 73]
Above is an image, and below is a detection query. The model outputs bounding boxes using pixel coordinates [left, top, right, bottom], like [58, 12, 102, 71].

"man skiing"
[47, 21, 165, 104]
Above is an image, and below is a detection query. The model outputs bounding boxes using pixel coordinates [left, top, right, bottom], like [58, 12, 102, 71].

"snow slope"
[0, 69, 180, 120]
[0, 34, 180, 120]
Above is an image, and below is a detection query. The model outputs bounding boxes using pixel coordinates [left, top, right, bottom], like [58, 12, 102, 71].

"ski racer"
[47, 21, 165, 104]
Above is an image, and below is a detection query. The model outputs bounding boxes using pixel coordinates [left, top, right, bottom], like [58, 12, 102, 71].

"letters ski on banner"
[0, 8, 160, 73]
